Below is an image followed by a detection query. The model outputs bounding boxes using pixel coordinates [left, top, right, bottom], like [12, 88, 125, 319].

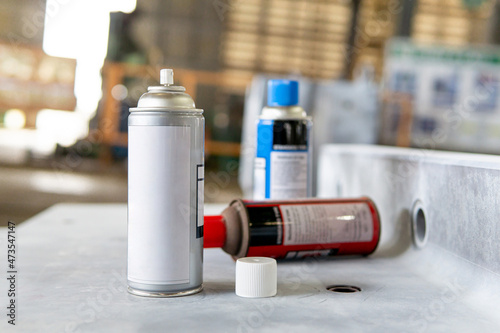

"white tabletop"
[0, 203, 498, 332]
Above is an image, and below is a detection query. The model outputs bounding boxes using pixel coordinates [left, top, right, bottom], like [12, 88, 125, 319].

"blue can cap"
[267, 80, 299, 107]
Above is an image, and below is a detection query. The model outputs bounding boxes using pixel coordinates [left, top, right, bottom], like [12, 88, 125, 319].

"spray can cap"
[267, 79, 299, 107]
[235, 257, 277, 298]
[130, 69, 203, 111]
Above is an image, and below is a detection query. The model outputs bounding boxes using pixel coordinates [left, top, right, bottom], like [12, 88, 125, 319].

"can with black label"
[253, 79, 312, 200]
[128, 69, 204, 297]
[204, 198, 381, 259]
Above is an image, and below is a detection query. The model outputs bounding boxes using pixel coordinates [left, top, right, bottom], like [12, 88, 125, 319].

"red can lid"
[204, 215, 226, 249]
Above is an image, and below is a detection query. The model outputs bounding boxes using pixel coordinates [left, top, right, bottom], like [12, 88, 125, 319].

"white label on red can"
[281, 203, 374, 245]
[285, 249, 331, 259]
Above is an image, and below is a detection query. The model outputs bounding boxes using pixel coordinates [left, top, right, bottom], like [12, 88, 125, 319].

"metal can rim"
[129, 107, 203, 113]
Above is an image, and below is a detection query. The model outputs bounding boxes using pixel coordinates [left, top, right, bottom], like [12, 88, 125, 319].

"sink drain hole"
[327, 285, 361, 293]
[415, 209, 426, 242]
[412, 200, 428, 248]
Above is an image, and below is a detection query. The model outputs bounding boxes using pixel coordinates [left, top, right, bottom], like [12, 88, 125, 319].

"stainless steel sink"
[316, 144, 500, 331]
[1, 144, 499, 332]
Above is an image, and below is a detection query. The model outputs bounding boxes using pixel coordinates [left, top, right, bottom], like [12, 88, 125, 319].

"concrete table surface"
[0, 203, 499, 332]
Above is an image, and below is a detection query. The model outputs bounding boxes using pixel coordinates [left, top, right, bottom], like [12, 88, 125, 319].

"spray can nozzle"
[160, 68, 174, 86]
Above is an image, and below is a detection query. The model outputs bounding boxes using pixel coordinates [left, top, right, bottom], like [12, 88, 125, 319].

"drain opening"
[415, 209, 426, 243]
[411, 200, 428, 248]
[327, 285, 361, 293]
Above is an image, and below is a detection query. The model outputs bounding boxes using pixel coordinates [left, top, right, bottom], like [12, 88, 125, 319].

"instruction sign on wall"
[382, 38, 500, 154]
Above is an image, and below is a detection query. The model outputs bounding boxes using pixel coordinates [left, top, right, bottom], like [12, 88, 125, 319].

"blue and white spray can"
[253, 80, 312, 200]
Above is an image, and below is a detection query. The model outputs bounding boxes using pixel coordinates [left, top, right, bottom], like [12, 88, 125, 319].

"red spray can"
[204, 198, 380, 259]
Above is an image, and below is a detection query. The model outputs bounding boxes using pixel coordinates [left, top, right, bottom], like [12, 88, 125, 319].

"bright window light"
[4, 109, 26, 129]
[36, 109, 89, 147]
[42, 0, 137, 127]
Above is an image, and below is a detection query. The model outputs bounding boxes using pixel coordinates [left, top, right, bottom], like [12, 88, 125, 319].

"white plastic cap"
[235, 257, 277, 298]
[160, 69, 174, 85]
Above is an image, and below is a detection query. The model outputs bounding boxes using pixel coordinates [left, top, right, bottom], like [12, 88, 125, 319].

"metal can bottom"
[128, 284, 203, 298]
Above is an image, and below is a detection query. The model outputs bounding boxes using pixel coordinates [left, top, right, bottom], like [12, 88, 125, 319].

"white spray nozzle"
[160, 69, 174, 85]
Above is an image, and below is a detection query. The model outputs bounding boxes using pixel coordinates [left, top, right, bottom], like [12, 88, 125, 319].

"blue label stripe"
[256, 120, 274, 198]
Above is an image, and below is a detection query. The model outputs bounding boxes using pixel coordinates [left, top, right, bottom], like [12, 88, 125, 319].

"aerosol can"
[254, 79, 312, 200]
[204, 197, 380, 259]
[127, 69, 204, 297]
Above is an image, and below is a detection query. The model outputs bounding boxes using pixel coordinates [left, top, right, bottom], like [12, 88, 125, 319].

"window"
[222, 0, 352, 79]
[412, 0, 495, 45]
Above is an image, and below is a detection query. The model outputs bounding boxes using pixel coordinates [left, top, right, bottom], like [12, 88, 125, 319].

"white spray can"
[127, 69, 204, 297]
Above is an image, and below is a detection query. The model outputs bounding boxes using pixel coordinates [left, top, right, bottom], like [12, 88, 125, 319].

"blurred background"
[1, 0, 500, 225]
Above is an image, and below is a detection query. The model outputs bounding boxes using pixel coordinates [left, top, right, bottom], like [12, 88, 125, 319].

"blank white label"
[128, 125, 191, 284]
